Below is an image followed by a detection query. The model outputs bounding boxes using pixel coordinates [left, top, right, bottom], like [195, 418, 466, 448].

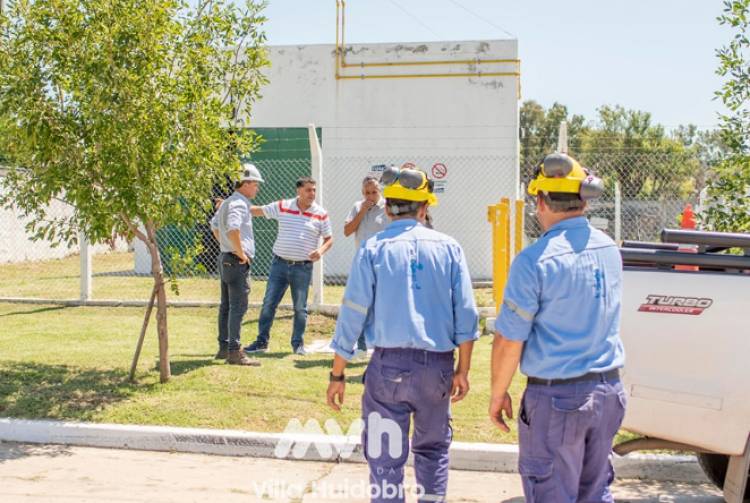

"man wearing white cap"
[211, 163, 264, 366]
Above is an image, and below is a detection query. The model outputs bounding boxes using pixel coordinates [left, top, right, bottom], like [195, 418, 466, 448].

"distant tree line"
[520, 101, 728, 201]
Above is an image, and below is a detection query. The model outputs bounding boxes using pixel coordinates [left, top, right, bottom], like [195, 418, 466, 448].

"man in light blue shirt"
[210, 163, 264, 366]
[326, 166, 478, 503]
[489, 153, 625, 502]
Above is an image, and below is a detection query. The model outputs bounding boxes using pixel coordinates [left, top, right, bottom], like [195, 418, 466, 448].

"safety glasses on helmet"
[380, 165, 429, 191]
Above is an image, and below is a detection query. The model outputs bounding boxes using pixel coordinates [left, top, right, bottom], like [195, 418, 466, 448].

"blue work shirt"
[331, 219, 479, 361]
[210, 191, 255, 259]
[494, 216, 625, 379]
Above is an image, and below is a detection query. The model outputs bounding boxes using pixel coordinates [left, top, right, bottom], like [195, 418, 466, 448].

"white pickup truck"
[616, 229, 750, 503]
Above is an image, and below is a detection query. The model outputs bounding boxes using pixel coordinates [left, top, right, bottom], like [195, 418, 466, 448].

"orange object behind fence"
[675, 204, 699, 272]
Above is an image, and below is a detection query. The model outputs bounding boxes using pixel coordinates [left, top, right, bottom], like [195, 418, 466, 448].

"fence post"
[79, 231, 92, 302]
[514, 199, 524, 258]
[614, 181, 622, 243]
[308, 123, 324, 306]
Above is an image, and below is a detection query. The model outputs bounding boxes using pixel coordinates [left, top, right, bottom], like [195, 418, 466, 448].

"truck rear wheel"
[697, 453, 750, 498]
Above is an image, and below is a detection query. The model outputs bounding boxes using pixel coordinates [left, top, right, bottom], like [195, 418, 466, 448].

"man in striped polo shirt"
[244, 177, 333, 355]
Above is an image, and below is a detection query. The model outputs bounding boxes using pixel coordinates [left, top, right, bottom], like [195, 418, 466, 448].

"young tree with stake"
[0, 0, 269, 382]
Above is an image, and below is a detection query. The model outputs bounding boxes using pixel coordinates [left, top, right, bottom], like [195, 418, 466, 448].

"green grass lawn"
[0, 302, 520, 443]
[0, 251, 495, 307]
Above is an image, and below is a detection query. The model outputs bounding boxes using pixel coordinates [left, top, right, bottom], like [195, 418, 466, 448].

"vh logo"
[274, 412, 403, 460]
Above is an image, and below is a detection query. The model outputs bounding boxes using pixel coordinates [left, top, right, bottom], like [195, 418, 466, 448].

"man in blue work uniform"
[489, 153, 626, 502]
[326, 166, 479, 503]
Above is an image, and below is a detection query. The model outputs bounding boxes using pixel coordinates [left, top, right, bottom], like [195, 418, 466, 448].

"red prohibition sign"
[431, 163, 447, 179]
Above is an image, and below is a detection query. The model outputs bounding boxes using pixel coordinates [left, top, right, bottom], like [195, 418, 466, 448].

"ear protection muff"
[579, 169, 605, 201]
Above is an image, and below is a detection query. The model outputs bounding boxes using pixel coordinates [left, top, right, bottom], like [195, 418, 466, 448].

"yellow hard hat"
[528, 153, 604, 200]
[381, 166, 438, 206]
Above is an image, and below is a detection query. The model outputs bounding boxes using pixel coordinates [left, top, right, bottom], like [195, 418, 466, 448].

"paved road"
[0, 442, 724, 502]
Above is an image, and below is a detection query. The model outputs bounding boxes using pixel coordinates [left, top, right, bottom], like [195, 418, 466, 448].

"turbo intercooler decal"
[638, 295, 714, 315]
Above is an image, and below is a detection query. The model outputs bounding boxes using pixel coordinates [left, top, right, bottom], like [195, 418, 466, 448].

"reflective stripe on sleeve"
[342, 298, 368, 315]
[503, 298, 533, 322]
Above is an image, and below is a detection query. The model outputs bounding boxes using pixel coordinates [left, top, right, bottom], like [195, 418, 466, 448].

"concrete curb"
[0, 418, 705, 482]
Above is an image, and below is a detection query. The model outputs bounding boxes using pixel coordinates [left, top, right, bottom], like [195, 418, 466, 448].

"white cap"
[240, 162, 264, 183]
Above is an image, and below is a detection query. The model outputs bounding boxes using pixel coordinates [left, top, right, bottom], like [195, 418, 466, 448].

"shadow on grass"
[0, 362, 143, 423]
[167, 358, 217, 376]
[0, 306, 72, 317]
[293, 359, 368, 370]
[242, 313, 293, 325]
[345, 374, 365, 385]
[0, 442, 74, 464]
[248, 351, 290, 360]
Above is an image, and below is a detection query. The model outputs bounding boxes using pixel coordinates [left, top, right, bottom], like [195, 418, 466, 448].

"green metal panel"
[244, 128, 321, 277]
[152, 128, 320, 278]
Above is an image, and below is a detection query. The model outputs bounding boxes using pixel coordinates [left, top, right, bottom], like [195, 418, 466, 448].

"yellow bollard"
[487, 199, 511, 313]
[488, 198, 525, 315]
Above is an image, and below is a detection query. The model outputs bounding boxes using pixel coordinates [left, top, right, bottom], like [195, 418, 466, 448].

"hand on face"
[362, 182, 381, 206]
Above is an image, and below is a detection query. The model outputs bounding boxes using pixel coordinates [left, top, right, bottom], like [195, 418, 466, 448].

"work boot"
[226, 350, 261, 366]
[214, 348, 228, 360]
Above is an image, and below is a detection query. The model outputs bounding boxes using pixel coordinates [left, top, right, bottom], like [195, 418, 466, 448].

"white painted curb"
[0, 418, 705, 482]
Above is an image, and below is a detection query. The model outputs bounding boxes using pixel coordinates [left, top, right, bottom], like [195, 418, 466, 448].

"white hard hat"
[240, 162, 264, 183]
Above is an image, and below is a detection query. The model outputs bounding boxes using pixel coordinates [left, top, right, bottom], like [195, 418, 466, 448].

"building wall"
[0, 185, 127, 264]
[250, 40, 520, 279]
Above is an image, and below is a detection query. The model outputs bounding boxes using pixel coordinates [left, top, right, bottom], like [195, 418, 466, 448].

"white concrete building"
[250, 39, 520, 280]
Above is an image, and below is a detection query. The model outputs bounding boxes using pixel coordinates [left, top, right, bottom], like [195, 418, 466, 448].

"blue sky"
[259, 0, 728, 129]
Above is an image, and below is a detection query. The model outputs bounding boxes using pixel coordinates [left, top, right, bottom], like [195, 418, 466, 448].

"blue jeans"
[217, 253, 250, 351]
[257, 256, 313, 348]
[362, 348, 455, 502]
[518, 375, 627, 503]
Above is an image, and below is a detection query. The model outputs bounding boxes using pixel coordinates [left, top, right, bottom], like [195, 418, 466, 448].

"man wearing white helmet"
[210, 163, 264, 366]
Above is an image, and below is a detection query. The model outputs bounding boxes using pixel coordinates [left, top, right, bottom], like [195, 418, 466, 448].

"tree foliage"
[519, 100, 587, 178]
[0, 0, 269, 381]
[520, 101, 708, 200]
[703, 0, 750, 232]
[578, 105, 700, 200]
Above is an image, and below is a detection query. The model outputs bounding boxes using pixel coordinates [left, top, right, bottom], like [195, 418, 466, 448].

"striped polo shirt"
[262, 198, 332, 261]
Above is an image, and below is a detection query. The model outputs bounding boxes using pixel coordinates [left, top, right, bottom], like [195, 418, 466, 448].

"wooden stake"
[128, 284, 158, 382]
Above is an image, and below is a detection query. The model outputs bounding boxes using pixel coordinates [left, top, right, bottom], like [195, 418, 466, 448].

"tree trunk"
[144, 221, 171, 383]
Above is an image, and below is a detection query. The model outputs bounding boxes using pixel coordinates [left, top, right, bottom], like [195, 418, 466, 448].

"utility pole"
[557, 120, 568, 154]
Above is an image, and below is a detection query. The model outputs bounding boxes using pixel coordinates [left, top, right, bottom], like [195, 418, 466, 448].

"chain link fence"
[1, 151, 707, 307]
[521, 151, 708, 242]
